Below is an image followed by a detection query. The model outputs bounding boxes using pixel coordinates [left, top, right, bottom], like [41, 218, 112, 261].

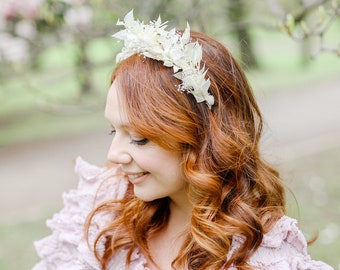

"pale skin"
[105, 80, 193, 270]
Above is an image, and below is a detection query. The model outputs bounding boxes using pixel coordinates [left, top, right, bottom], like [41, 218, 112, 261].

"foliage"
[0, 0, 339, 131]
[277, 0, 340, 58]
[0, 0, 338, 88]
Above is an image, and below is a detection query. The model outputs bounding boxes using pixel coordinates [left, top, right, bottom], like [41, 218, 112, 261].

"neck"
[168, 189, 192, 229]
[145, 197, 192, 270]
[170, 201, 191, 223]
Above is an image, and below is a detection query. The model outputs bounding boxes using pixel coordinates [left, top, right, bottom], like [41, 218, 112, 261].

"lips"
[128, 172, 147, 179]
[127, 172, 149, 184]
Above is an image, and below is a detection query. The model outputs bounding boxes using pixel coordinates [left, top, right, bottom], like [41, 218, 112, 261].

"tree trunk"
[227, 0, 259, 69]
[75, 35, 92, 95]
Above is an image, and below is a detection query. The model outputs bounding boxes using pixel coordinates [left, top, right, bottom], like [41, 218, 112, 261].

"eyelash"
[131, 138, 149, 146]
[108, 129, 149, 146]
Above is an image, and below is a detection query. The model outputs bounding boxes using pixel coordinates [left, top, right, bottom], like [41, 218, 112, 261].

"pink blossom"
[64, 6, 92, 33]
[1, 0, 44, 20]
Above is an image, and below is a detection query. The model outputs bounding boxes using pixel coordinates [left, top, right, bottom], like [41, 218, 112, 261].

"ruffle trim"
[106, 247, 149, 270]
[33, 157, 128, 270]
[230, 216, 333, 269]
[107, 216, 333, 270]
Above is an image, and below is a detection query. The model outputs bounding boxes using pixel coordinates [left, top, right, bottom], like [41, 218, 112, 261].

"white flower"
[15, 20, 37, 40]
[112, 10, 214, 109]
[0, 33, 29, 63]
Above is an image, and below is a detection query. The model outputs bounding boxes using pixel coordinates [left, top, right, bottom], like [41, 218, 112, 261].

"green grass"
[0, 38, 116, 146]
[246, 27, 340, 95]
[0, 109, 106, 145]
[0, 218, 50, 270]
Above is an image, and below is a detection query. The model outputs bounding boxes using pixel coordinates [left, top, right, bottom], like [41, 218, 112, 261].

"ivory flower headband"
[112, 10, 214, 109]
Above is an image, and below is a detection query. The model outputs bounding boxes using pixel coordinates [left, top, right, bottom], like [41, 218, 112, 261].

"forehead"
[105, 80, 129, 127]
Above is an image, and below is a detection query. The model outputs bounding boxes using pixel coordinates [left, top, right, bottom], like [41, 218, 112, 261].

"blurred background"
[0, 0, 339, 269]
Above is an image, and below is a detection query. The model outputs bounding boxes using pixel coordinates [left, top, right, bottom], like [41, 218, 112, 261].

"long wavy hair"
[86, 31, 286, 269]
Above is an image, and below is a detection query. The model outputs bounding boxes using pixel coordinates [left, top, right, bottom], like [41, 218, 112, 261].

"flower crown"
[112, 10, 214, 109]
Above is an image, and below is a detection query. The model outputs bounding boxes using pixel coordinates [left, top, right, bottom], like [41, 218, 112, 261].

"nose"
[107, 137, 132, 165]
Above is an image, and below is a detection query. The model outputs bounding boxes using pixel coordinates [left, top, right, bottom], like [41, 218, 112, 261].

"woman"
[33, 11, 332, 270]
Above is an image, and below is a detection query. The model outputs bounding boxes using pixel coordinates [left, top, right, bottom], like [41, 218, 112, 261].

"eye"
[130, 138, 149, 146]
[108, 129, 116, 136]
[129, 132, 149, 146]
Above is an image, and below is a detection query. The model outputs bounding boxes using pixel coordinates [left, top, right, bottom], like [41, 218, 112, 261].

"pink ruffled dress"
[33, 157, 333, 270]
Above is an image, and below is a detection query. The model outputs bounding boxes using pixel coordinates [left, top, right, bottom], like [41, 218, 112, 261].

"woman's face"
[105, 80, 187, 203]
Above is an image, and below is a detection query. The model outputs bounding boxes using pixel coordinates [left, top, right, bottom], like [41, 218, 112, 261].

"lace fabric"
[33, 157, 128, 270]
[229, 216, 333, 269]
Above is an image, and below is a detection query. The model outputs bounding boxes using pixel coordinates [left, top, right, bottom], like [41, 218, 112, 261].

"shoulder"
[231, 216, 333, 270]
[33, 157, 128, 270]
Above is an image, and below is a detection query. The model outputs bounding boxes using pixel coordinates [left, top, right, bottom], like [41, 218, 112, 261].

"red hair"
[87, 31, 285, 269]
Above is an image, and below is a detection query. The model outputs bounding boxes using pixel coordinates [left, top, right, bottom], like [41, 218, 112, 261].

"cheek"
[136, 156, 158, 171]
[135, 146, 183, 175]
[163, 158, 185, 187]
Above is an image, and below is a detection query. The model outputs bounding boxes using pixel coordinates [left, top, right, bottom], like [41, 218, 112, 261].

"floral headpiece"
[112, 10, 214, 109]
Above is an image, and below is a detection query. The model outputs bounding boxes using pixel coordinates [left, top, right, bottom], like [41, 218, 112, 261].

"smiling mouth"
[128, 172, 149, 180]
[127, 172, 149, 185]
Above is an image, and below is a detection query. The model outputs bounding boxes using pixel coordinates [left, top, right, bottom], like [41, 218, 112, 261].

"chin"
[135, 194, 160, 202]
[134, 189, 164, 202]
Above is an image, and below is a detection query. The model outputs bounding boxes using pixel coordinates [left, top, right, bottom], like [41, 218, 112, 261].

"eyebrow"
[105, 117, 131, 131]
[108, 123, 131, 130]
[104, 103, 132, 131]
